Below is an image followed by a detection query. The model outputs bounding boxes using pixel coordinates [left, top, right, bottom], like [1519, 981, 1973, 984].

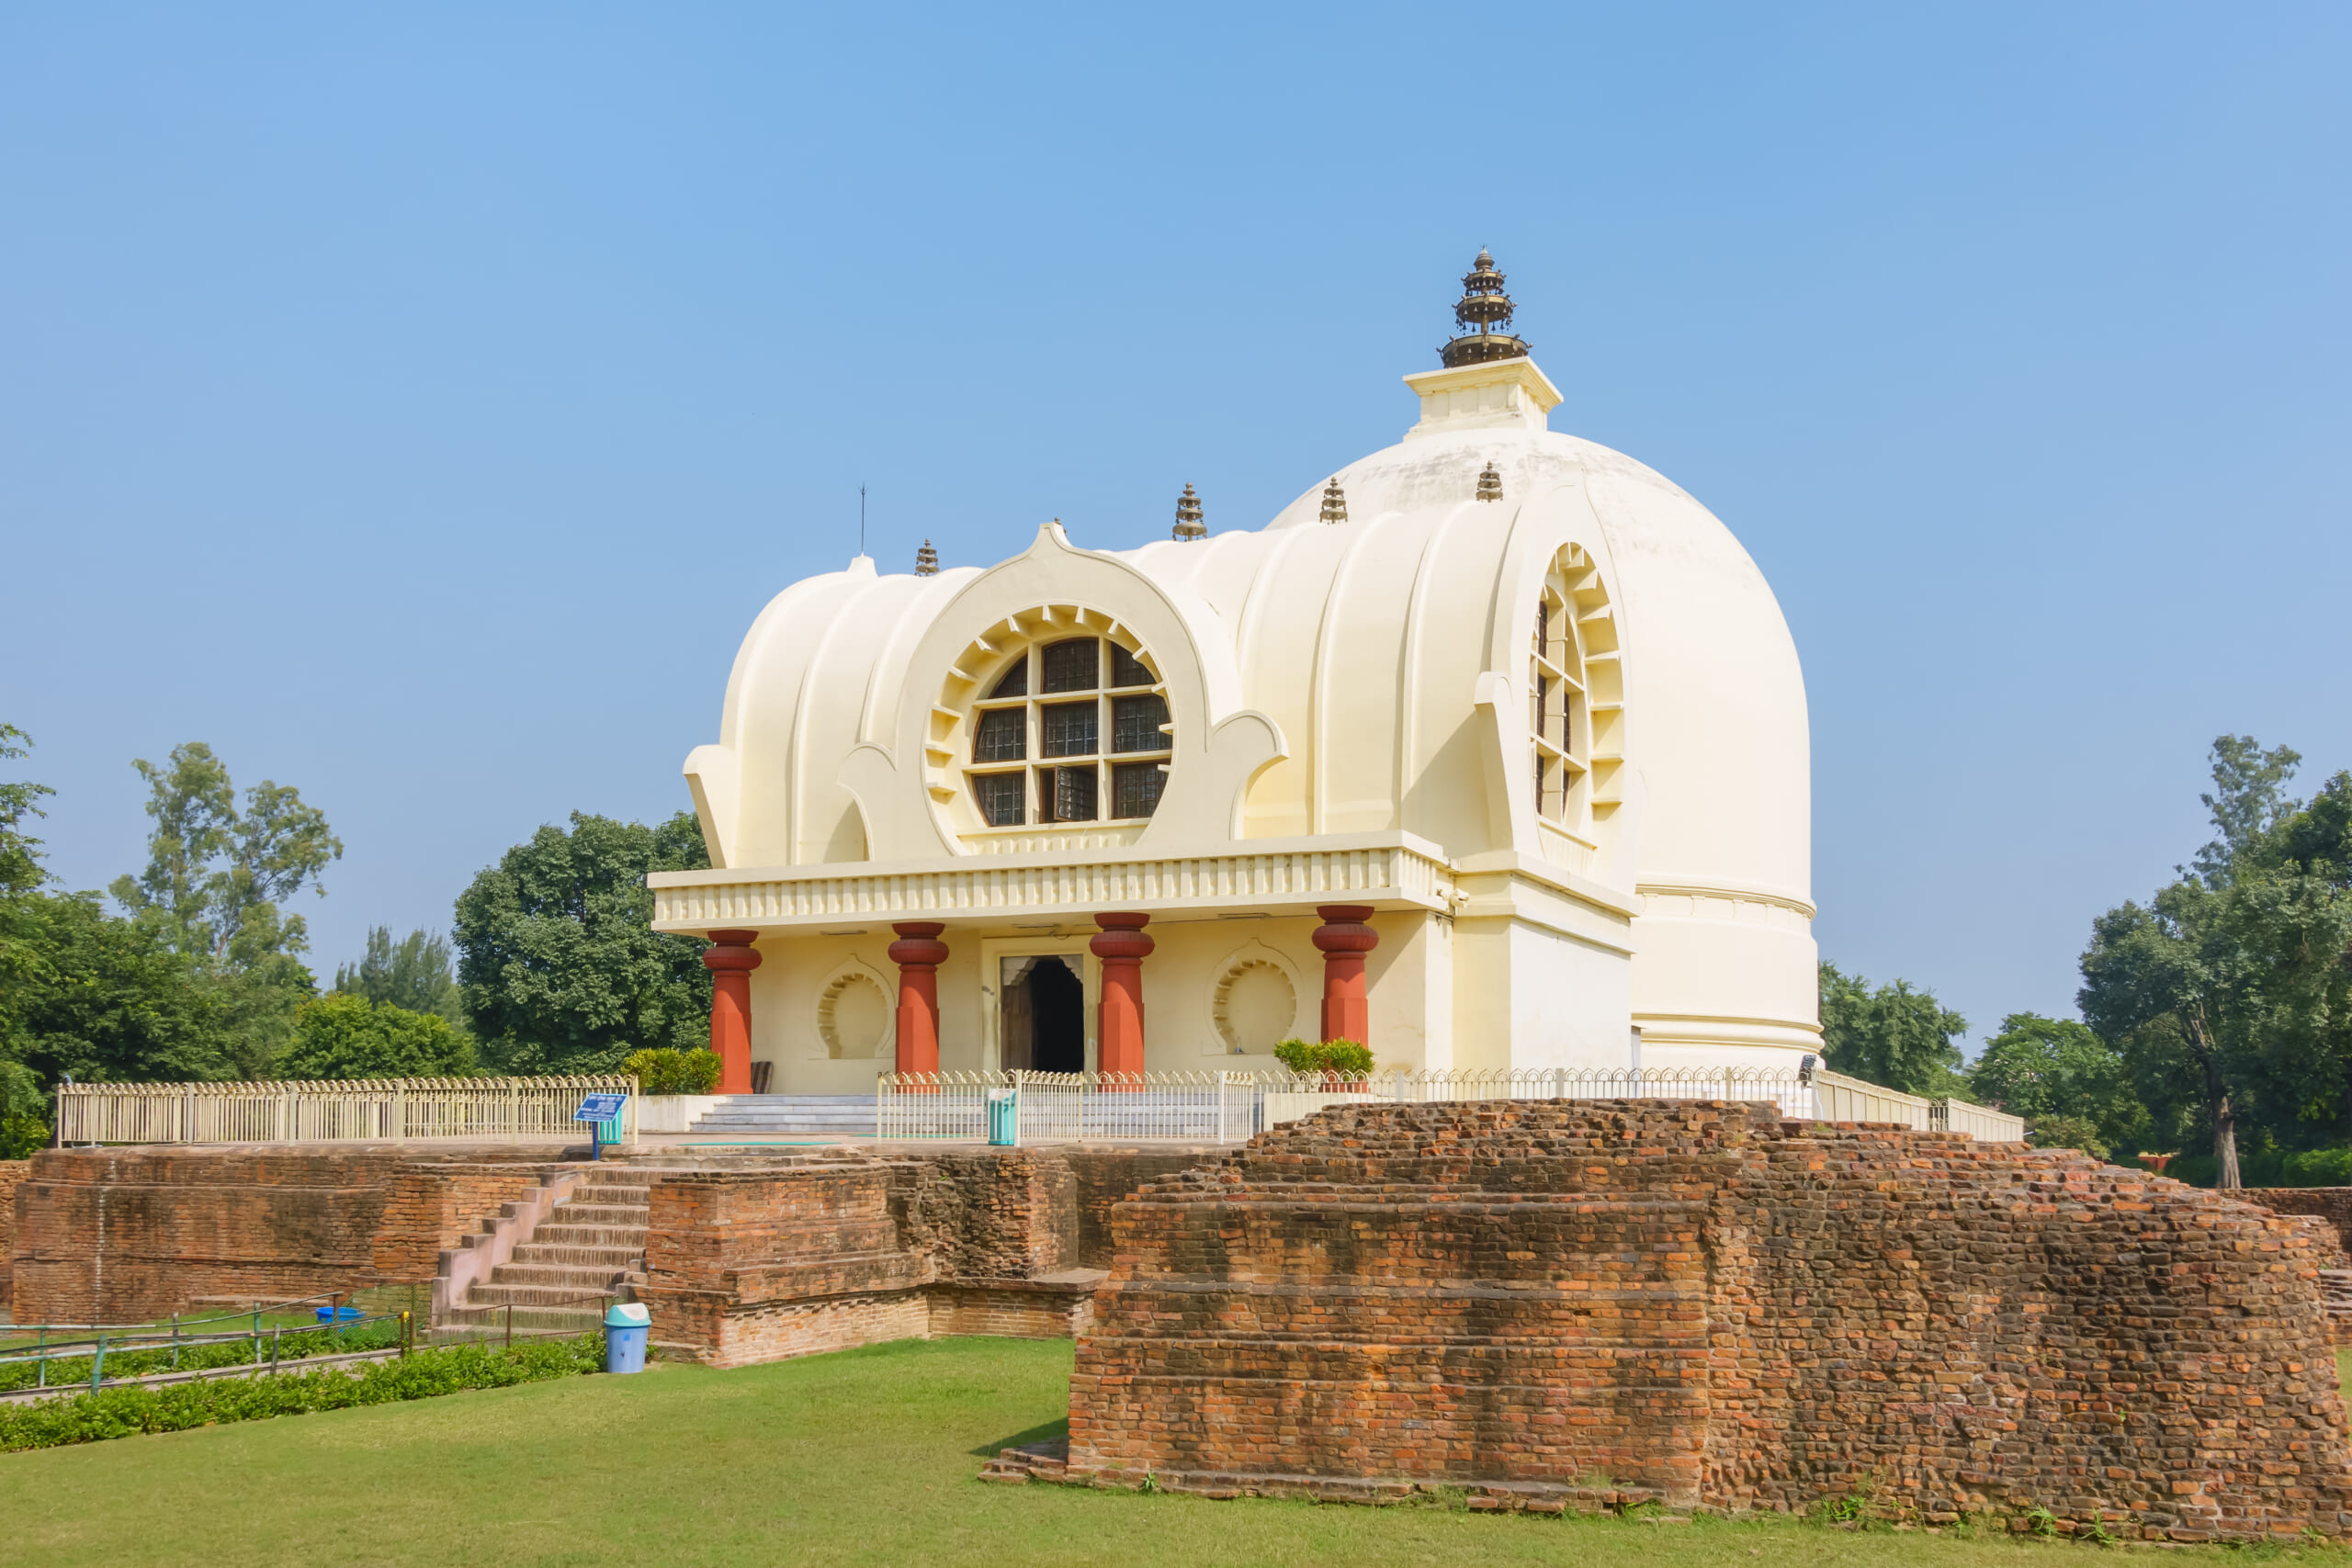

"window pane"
[1107, 643, 1152, 688]
[1111, 694, 1169, 753]
[1056, 765, 1098, 822]
[1040, 700, 1098, 757]
[973, 771, 1025, 827]
[1532, 674, 1549, 742]
[1040, 637, 1100, 693]
[988, 658, 1028, 699]
[974, 706, 1026, 761]
[1113, 761, 1165, 819]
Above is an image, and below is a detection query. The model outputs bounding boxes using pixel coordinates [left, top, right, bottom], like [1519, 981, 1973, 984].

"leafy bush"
[2283, 1147, 2352, 1188]
[2024, 1113, 2110, 1161]
[1272, 1039, 1374, 1079]
[0, 1318, 401, 1394]
[282, 992, 477, 1080]
[622, 1047, 721, 1096]
[0, 1334, 603, 1452]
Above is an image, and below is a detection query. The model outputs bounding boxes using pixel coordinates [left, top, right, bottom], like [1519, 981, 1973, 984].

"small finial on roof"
[1318, 478, 1349, 525]
[1172, 482, 1205, 541]
[1476, 460, 1503, 502]
[914, 539, 939, 576]
[1441, 248, 1532, 368]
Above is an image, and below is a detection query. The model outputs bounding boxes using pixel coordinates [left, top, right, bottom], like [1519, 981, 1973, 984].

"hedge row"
[0, 1319, 404, 1394]
[0, 1334, 603, 1452]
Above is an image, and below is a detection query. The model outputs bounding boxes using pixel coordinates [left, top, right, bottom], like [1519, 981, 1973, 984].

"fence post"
[90, 1334, 106, 1392]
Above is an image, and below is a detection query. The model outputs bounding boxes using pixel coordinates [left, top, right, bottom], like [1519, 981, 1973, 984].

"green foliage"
[2024, 1114, 2111, 1160]
[1967, 1012, 2147, 1161]
[1817, 963, 1967, 1095]
[0, 1334, 602, 1452]
[622, 1046, 720, 1095]
[108, 741, 343, 971]
[4, 889, 244, 1087]
[455, 811, 713, 1075]
[334, 925, 467, 1026]
[0, 1317, 401, 1394]
[280, 992, 478, 1080]
[2078, 738, 2352, 1188]
[0, 722, 54, 898]
[0, 1057, 49, 1156]
[1271, 1038, 1374, 1077]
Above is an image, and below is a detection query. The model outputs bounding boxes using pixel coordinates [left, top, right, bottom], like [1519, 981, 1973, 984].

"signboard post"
[573, 1092, 628, 1158]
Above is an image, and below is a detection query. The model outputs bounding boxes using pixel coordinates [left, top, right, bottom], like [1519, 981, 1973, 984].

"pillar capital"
[702, 930, 764, 975]
[1088, 911, 1155, 963]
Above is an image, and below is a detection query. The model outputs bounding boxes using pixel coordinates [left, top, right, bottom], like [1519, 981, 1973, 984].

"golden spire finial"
[1476, 460, 1503, 502]
[1172, 483, 1205, 541]
[1318, 478, 1349, 525]
[914, 539, 939, 576]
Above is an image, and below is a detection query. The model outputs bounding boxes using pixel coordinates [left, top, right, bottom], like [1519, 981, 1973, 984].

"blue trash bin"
[986, 1088, 1018, 1146]
[604, 1302, 650, 1374]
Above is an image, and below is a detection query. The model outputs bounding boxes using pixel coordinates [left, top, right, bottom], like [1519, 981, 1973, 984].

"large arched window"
[1527, 545, 1624, 863]
[944, 610, 1171, 832]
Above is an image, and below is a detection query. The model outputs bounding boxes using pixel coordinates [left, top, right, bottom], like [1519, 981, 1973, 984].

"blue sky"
[3, 4, 2346, 1049]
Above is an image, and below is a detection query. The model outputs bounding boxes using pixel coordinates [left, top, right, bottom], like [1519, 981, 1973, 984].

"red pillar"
[888, 922, 949, 1078]
[701, 930, 763, 1095]
[1090, 912, 1154, 1082]
[1311, 905, 1379, 1046]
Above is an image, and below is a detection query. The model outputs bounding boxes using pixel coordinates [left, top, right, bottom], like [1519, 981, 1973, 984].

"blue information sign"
[574, 1093, 628, 1122]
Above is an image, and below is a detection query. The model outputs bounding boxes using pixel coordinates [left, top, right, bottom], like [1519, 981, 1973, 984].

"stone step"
[490, 1261, 631, 1291]
[512, 1242, 643, 1269]
[570, 1185, 650, 1204]
[469, 1279, 622, 1309]
[553, 1203, 649, 1226]
[530, 1223, 649, 1248]
[441, 1303, 607, 1334]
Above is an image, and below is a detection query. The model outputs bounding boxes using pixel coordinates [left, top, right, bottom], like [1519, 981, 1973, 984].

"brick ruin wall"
[9, 1145, 569, 1323]
[2244, 1189, 2352, 1264]
[0, 1160, 28, 1303]
[636, 1148, 1202, 1367]
[1069, 1100, 2352, 1541]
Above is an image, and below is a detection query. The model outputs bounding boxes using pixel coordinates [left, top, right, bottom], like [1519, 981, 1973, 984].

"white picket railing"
[52, 1077, 639, 1145]
[874, 1064, 2023, 1145]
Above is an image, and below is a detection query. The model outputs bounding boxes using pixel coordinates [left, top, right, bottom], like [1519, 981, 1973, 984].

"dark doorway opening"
[1028, 956, 1086, 1075]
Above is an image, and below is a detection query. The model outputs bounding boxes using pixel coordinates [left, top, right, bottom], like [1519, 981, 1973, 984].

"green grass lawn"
[1, 1337, 2346, 1568]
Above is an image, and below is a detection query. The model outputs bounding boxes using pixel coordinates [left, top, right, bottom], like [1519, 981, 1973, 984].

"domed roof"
[1250, 363, 1811, 905]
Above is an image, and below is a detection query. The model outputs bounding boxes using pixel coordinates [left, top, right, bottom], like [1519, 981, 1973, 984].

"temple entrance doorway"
[998, 954, 1087, 1075]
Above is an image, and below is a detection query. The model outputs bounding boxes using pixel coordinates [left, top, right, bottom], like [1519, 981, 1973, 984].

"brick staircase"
[443, 1173, 650, 1336]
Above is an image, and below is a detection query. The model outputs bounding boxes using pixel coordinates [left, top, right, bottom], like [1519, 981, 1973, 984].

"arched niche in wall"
[1206, 940, 1306, 1056]
[814, 960, 897, 1061]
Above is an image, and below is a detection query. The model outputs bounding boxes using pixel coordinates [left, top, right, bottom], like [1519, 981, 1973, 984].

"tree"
[0, 727, 250, 1098]
[1966, 1011, 2149, 1160]
[107, 742, 340, 1076]
[454, 811, 712, 1075]
[334, 926, 466, 1026]
[2078, 738, 2352, 1189]
[0, 723, 53, 897]
[109, 742, 343, 970]
[1817, 961, 1967, 1096]
[280, 993, 477, 1079]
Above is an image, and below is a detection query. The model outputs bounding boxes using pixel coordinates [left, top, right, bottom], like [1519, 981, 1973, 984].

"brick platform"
[635, 1150, 1111, 1366]
[1067, 1100, 2352, 1540]
[9, 1145, 568, 1323]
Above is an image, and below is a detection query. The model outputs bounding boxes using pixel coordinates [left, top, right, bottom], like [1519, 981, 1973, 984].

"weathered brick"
[1064, 1100, 2352, 1540]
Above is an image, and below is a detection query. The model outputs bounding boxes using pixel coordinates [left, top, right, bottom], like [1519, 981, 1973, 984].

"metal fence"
[876, 1066, 2026, 1145]
[53, 1077, 638, 1145]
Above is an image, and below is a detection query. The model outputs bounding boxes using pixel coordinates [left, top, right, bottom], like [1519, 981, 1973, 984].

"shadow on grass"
[972, 1416, 1069, 1459]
